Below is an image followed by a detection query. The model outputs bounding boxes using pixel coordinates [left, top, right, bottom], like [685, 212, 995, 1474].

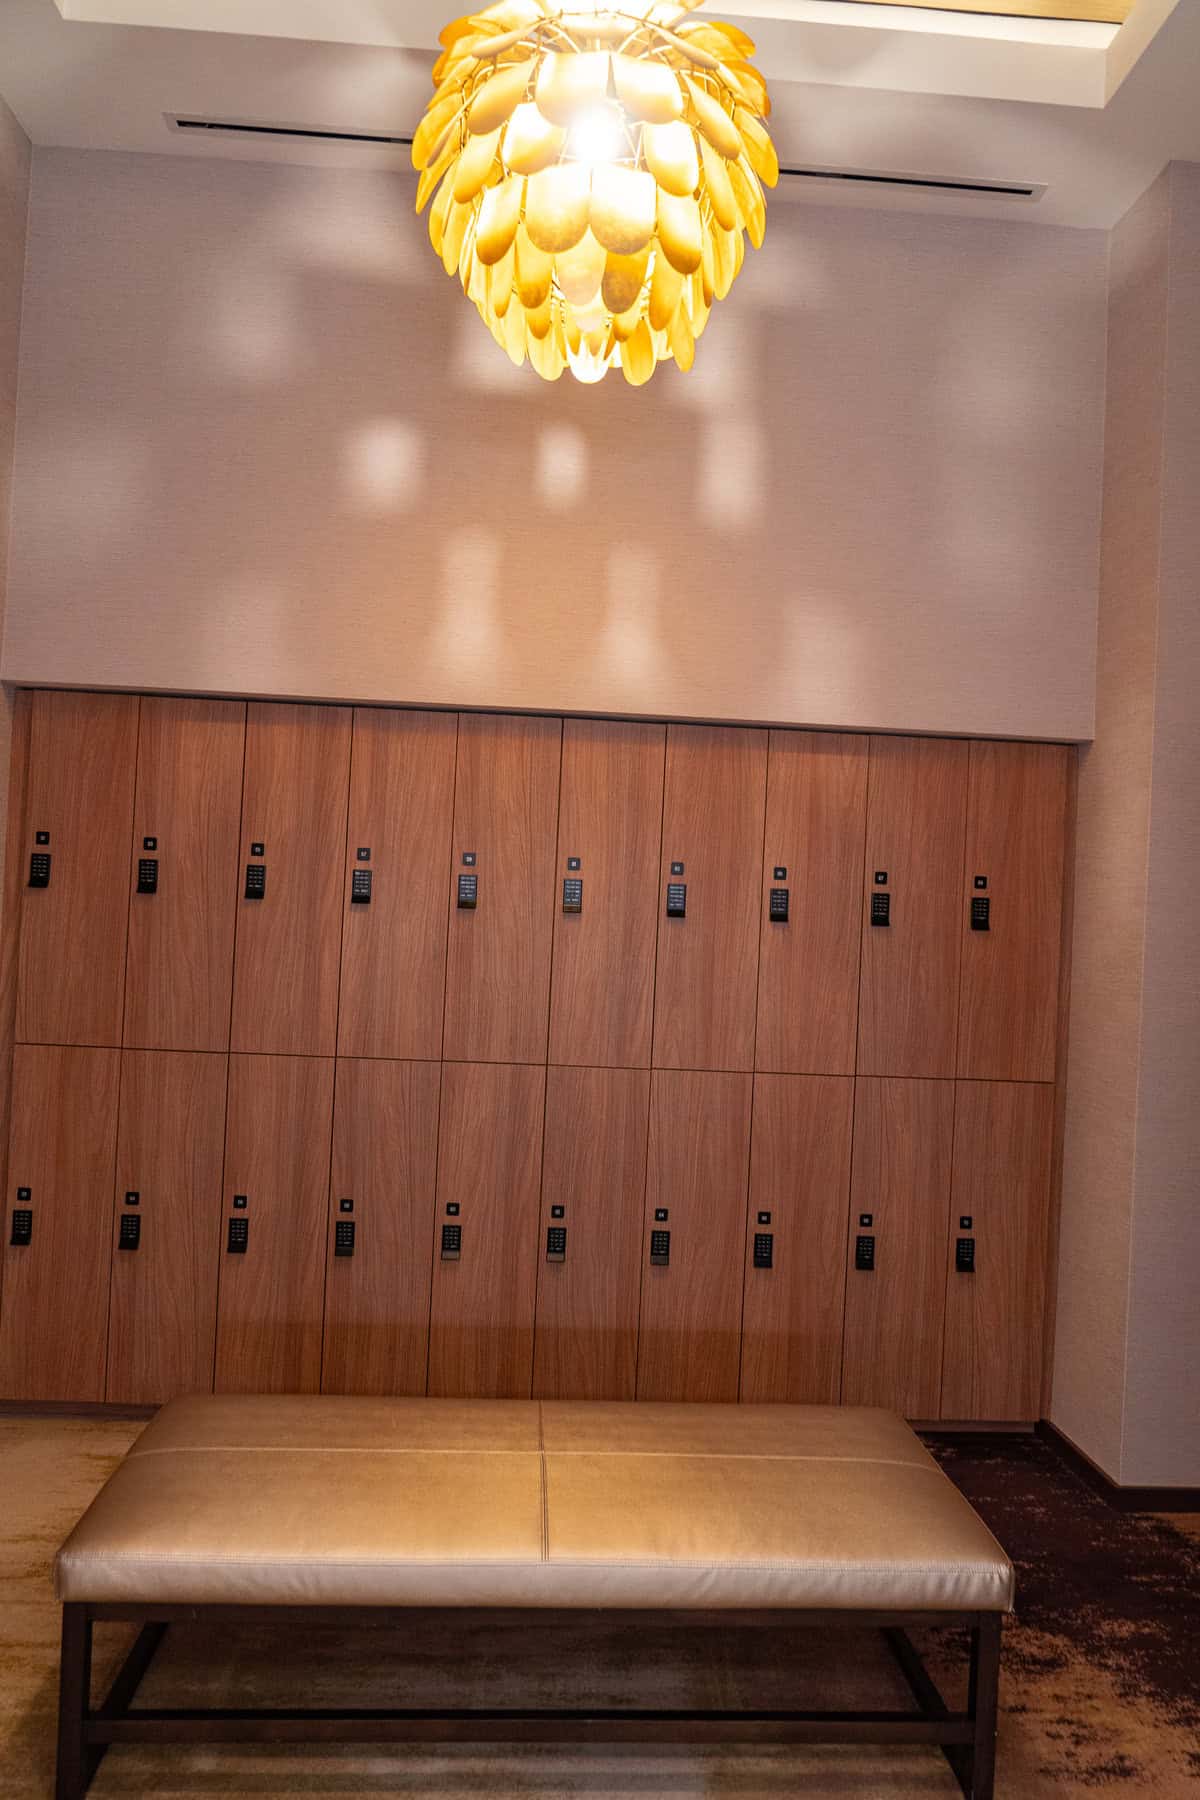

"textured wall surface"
[2, 149, 1106, 739]
[1055, 163, 1200, 1488]
[0, 96, 31, 860]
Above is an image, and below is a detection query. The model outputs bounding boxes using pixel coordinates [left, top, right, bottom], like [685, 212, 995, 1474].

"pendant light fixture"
[412, 0, 777, 385]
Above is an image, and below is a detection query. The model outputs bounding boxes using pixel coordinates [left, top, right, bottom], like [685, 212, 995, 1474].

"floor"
[2, 1417, 1198, 1798]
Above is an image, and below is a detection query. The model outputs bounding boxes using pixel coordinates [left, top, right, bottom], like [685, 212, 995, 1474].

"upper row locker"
[16, 691, 139, 1048]
[443, 714, 561, 1065]
[230, 703, 352, 1057]
[654, 724, 767, 1072]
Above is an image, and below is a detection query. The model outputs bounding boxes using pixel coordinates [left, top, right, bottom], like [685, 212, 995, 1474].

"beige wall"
[1, 149, 1106, 739]
[0, 97, 31, 854]
[1054, 163, 1200, 1487]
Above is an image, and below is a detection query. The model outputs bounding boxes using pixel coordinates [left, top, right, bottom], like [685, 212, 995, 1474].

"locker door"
[106, 1050, 227, 1404]
[858, 737, 968, 1078]
[740, 1075, 853, 1404]
[841, 1078, 954, 1418]
[427, 1062, 545, 1398]
[653, 726, 767, 1072]
[338, 710, 458, 1060]
[230, 703, 352, 1057]
[213, 1054, 334, 1394]
[756, 732, 867, 1074]
[532, 1066, 650, 1400]
[957, 742, 1069, 1083]
[548, 722, 665, 1069]
[322, 1058, 440, 1396]
[124, 698, 246, 1051]
[0, 1045, 120, 1400]
[636, 1070, 752, 1402]
[941, 1081, 1053, 1421]
[442, 715, 561, 1065]
[16, 691, 138, 1047]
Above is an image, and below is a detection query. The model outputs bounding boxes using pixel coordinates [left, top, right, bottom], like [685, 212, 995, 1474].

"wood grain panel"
[213, 1054, 335, 1394]
[16, 691, 138, 1047]
[427, 1061, 545, 1397]
[636, 1070, 752, 1401]
[548, 721, 664, 1069]
[532, 1065, 650, 1399]
[841, 1077, 954, 1417]
[957, 741, 1069, 1082]
[230, 703, 351, 1057]
[857, 737, 968, 1078]
[0, 1045, 120, 1400]
[338, 710, 458, 1060]
[756, 732, 867, 1074]
[739, 1075, 853, 1404]
[123, 697, 245, 1052]
[653, 726, 767, 1072]
[443, 715, 561, 1065]
[106, 1050, 227, 1403]
[322, 1058, 441, 1396]
[941, 1081, 1054, 1421]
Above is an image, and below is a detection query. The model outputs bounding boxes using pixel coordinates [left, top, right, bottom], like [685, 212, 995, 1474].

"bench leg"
[968, 1614, 1001, 1800]
[56, 1605, 91, 1800]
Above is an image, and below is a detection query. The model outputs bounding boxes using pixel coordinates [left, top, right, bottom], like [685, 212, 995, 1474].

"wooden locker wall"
[841, 1077, 955, 1418]
[106, 1050, 228, 1404]
[16, 691, 139, 1048]
[957, 741, 1069, 1083]
[548, 721, 665, 1069]
[857, 737, 968, 1079]
[338, 710, 458, 1061]
[427, 1061, 546, 1398]
[739, 1075, 853, 1404]
[213, 1054, 335, 1394]
[636, 1070, 752, 1402]
[756, 733, 867, 1075]
[322, 1058, 441, 1396]
[123, 697, 246, 1052]
[653, 726, 768, 1072]
[230, 703, 352, 1057]
[532, 1065, 650, 1400]
[0, 1045, 121, 1400]
[442, 715, 561, 1066]
[941, 1081, 1054, 1421]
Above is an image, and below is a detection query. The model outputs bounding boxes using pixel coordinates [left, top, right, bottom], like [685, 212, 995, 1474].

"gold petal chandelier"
[412, 0, 777, 385]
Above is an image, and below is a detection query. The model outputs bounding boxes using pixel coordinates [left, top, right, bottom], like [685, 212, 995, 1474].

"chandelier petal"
[641, 120, 699, 199]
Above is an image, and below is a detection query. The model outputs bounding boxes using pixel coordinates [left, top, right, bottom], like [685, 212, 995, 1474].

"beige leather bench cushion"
[55, 1397, 1013, 1613]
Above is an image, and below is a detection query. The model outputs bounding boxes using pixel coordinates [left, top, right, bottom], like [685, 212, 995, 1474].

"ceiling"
[0, 0, 1197, 229]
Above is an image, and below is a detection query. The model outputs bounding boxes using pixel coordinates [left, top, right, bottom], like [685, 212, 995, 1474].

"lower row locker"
[106, 1051, 227, 1404]
[0, 1045, 121, 1401]
[941, 1081, 1054, 1421]
[213, 1054, 335, 1394]
[322, 1058, 440, 1395]
[739, 1075, 853, 1404]
[841, 1077, 954, 1418]
[532, 1065, 650, 1400]
[427, 1061, 546, 1398]
[636, 1070, 752, 1402]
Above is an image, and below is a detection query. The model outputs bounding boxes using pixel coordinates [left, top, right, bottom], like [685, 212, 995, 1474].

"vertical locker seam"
[737, 734, 771, 1400]
[317, 713, 358, 1391]
[100, 1045, 126, 1403]
[438, 715, 462, 1067]
[839, 738, 879, 1402]
[103, 695, 142, 1400]
[633, 728, 669, 1399]
[423, 1059, 448, 1397]
[529, 720, 564, 1398]
[117, 696, 142, 1053]
[211, 705, 250, 1394]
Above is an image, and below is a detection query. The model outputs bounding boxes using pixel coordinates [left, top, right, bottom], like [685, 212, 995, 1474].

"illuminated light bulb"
[566, 103, 626, 167]
[413, 0, 777, 387]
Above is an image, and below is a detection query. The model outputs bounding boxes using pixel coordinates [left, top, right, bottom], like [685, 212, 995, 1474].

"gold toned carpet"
[2, 1417, 1198, 1798]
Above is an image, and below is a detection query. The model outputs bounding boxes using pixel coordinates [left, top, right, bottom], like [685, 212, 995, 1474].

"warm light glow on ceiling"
[412, 0, 777, 386]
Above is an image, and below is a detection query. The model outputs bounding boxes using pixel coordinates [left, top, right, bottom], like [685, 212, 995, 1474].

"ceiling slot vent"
[170, 117, 411, 146]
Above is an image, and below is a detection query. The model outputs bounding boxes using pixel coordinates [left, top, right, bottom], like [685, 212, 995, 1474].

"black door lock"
[27, 852, 51, 889]
[870, 893, 890, 927]
[650, 1228, 670, 1265]
[118, 1214, 141, 1250]
[970, 896, 990, 931]
[335, 1220, 356, 1257]
[753, 1232, 774, 1269]
[350, 869, 372, 905]
[546, 1225, 567, 1261]
[561, 878, 583, 913]
[10, 1208, 32, 1246]
[457, 874, 478, 909]
[956, 1236, 976, 1273]
[441, 1223, 462, 1260]
[226, 1217, 249, 1253]
[136, 858, 159, 895]
[855, 1234, 876, 1271]
[244, 863, 266, 900]
[769, 888, 789, 923]
[665, 882, 686, 919]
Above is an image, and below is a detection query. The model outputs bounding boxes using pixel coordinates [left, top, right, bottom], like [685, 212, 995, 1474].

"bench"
[54, 1395, 1013, 1798]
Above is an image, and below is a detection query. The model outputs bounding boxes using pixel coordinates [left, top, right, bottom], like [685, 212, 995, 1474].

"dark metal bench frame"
[57, 1602, 1002, 1800]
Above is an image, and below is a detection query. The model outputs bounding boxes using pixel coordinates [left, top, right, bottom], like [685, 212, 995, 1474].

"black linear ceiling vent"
[168, 119, 1044, 200]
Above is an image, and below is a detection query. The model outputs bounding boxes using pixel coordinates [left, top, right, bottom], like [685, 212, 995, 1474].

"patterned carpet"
[1, 1416, 1197, 1798]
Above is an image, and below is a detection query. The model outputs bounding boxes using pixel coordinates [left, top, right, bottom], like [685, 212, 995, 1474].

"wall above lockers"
[1, 149, 1107, 741]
